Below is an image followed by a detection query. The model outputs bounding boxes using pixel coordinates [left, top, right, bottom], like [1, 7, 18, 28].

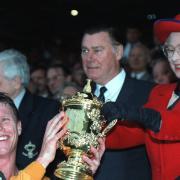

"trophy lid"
[62, 79, 102, 108]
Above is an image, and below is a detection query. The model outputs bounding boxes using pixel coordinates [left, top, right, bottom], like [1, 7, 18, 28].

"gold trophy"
[55, 79, 117, 180]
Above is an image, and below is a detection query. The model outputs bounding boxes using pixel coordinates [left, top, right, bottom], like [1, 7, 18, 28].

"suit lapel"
[18, 90, 34, 130]
[167, 86, 180, 110]
[116, 76, 134, 103]
[167, 92, 179, 108]
[150, 83, 178, 110]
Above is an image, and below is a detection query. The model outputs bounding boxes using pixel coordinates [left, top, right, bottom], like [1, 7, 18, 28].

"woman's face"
[153, 61, 175, 84]
[165, 32, 180, 79]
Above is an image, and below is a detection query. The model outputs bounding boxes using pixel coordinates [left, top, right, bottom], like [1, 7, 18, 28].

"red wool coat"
[106, 83, 180, 180]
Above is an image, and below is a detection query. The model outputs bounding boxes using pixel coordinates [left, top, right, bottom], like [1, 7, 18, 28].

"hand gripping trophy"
[55, 79, 117, 180]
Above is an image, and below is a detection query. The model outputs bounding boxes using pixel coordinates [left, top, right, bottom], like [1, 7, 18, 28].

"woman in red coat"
[103, 14, 180, 180]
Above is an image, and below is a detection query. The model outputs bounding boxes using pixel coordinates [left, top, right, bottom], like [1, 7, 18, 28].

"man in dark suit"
[81, 26, 154, 179]
[0, 49, 63, 178]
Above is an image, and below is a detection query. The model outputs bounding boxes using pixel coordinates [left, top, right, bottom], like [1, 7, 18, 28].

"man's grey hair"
[0, 49, 30, 87]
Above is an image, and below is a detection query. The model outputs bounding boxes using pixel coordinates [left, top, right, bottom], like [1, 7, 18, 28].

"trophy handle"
[59, 132, 72, 156]
[98, 119, 117, 137]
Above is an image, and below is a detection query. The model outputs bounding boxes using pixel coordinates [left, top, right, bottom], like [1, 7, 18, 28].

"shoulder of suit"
[126, 76, 155, 87]
[26, 92, 60, 111]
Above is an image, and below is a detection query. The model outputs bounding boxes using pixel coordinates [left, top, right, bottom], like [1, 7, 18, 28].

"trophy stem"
[55, 149, 93, 180]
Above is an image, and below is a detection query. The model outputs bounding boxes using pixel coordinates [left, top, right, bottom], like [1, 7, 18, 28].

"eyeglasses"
[162, 44, 180, 58]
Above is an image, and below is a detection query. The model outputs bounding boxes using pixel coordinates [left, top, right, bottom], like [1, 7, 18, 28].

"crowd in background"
[0, 24, 178, 102]
[0, 13, 179, 179]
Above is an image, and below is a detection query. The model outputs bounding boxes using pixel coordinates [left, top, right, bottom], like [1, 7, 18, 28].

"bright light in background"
[71, 9, 78, 16]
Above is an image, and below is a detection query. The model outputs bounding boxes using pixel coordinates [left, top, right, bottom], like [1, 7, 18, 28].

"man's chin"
[87, 74, 97, 81]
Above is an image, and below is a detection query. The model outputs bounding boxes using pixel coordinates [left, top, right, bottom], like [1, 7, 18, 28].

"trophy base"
[54, 164, 93, 180]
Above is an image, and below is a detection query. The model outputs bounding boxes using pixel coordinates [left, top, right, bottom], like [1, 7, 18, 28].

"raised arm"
[102, 102, 161, 133]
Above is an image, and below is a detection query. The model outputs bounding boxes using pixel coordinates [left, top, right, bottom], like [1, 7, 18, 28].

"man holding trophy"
[0, 90, 105, 180]
[81, 26, 153, 180]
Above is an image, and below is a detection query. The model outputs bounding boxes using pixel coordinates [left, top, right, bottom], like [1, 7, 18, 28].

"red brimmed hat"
[154, 14, 180, 44]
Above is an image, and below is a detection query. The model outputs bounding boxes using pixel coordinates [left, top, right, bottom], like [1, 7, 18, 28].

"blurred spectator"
[71, 62, 86, 88]
[60, 82, 81, 103]
[0, 49, 61, 178]
[128, 43, 153, 81]
[47, 63, 70, 100]
[152, 57, 177, 84]
[63, 82, 80, 97]
[29, 64, 51, 98]
[123, 25, 142, 61]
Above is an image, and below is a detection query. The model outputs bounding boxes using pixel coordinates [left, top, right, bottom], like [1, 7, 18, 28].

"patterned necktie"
[98, 87, 107, 102]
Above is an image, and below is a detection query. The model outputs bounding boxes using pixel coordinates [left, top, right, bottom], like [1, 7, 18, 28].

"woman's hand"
[82, 138, 105, 175]
[36, 111, 69, 168]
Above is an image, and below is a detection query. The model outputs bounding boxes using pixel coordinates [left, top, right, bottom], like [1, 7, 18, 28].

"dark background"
[0, 0, 179, 51]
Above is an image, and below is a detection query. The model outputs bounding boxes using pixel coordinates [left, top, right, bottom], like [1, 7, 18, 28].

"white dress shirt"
[131, 71, 146, 80]
[13, 88, 26, 109]
[95, 69, 126, 102]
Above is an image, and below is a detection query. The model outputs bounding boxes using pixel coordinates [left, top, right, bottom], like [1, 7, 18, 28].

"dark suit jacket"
[94, 76, 155, 180]
[140, 72, 153, 82]
[16, 90, 64, 178]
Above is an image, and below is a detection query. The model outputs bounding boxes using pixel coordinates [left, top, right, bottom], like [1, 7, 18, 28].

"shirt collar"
[13, 88, 26, 109]
[167, 91, 179, 109]
[95, 69, 126, 102]
[167, 82, 180, 109]
[131, 71, 146, 80]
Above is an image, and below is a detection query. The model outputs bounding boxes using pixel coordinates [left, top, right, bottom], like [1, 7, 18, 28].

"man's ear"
[17, 121, 22, 136]
[13, 76, 22, 92]
[115, 44, 123, 61]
